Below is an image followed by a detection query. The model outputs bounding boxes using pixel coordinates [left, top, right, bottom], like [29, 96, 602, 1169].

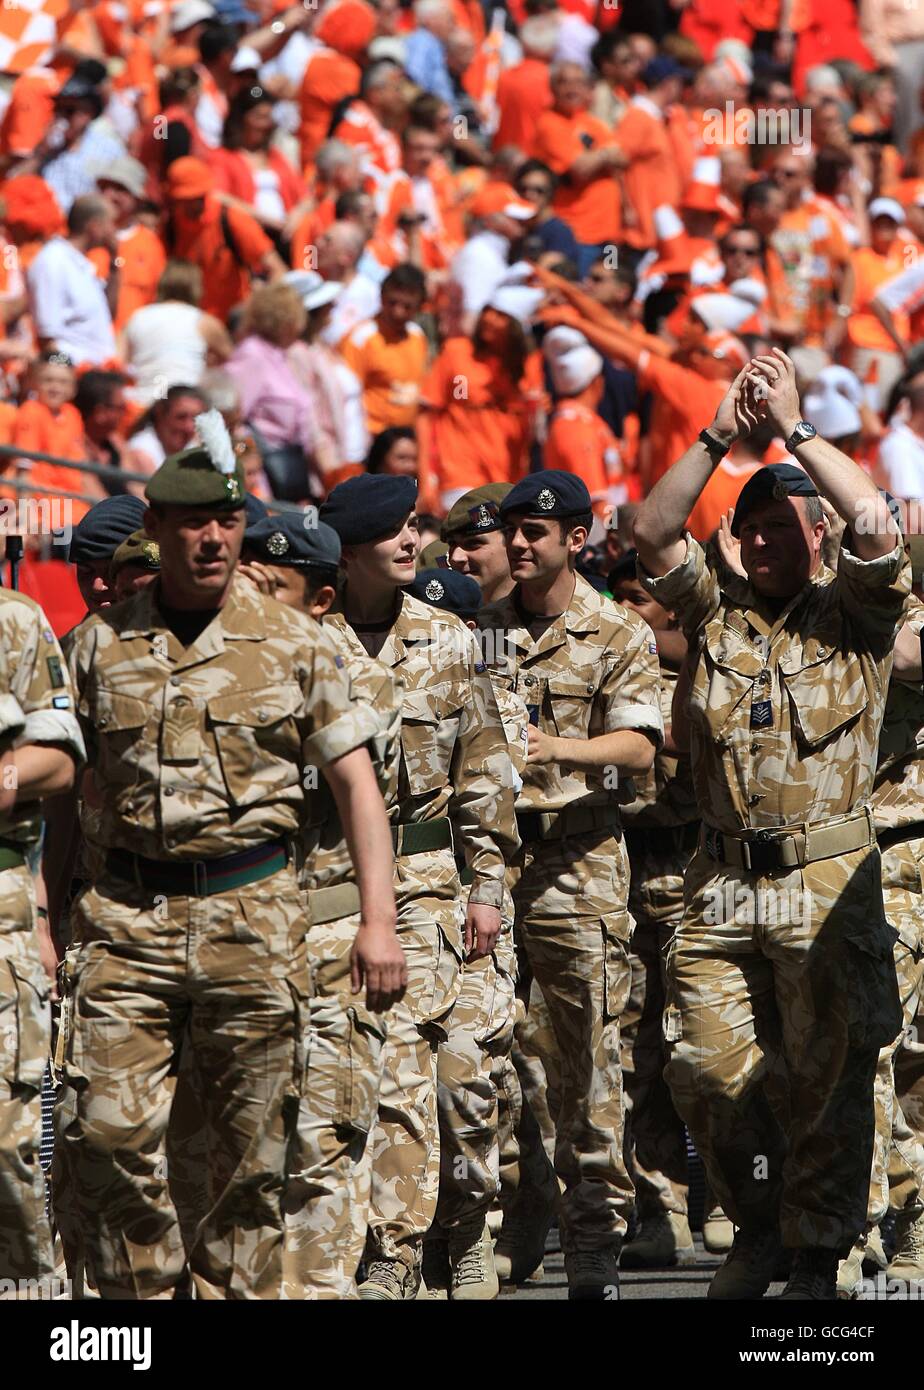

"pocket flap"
[92, 689, 148, 732]
[209, 687, 301, 726]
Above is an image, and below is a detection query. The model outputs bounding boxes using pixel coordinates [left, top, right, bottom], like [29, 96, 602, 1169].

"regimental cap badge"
[470, 502, 497, 529]
[141, 540, 160, 566]
[225, 475, 243, 502]
[425, 579, 445, 601]
[771, 480, 788, 501]
[267, 531, 289, 557]
[537, 487, 557, 511]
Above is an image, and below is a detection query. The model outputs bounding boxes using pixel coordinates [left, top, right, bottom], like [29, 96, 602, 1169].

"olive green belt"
[702, 808, 874, 872]
[516, 803, 622, 844]
[392, 817, 453, 856]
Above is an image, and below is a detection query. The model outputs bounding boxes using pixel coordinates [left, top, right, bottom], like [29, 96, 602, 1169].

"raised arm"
[632, 367, 750, 575]
[749, 349, 900, 560]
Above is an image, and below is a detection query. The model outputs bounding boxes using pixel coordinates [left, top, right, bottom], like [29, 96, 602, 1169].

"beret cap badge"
[537, 488, 557, 511]
[266, 531, 290, 557]
[425, 579, 445, 601]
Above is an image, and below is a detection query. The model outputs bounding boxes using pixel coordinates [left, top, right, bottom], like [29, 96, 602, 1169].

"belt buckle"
[192, 860, 209, 897]
[744, 830, 779, 874]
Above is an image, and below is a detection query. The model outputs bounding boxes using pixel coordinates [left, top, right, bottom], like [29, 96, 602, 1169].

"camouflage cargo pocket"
[474, 960, 516, 1052]
[339, 1005, 387, 1133]
[602, 915, 632, 1021]
[1, 955, 51, 1092]
[304, 992, 385, 1133]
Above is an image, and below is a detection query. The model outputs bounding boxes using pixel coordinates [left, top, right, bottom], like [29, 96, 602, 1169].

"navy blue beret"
[244, 513, 341, 570]
[68, 495, 147, 565]
[244, 493, 269, 526]
[319, 475, 417, 545]
[405, 568, 483, 619]
[500, 470, 593, 522]
[731, 464, 819, 537]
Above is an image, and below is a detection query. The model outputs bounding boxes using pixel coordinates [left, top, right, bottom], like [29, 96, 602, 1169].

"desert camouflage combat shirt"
[641, 535, 910, 834]
[872, 593, 924, 833]
[0, 591, 85, 846]
[621, 664, 698, 829]
[68, 576, 378, 860]
[477, 573, 664, 814]
[302, 618, 402, 890]
[329, 592, 518, 910]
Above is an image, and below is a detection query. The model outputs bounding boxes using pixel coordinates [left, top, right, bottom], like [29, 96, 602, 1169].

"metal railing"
[0, 444, 313, 517]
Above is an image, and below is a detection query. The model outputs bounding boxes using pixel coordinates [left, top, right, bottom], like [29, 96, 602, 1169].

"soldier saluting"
[62, 414, 402, 1300]
[633, 349, 909, 1301]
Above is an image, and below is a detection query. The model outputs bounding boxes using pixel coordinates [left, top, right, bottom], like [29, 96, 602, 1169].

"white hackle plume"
[195, 409, 236, 476]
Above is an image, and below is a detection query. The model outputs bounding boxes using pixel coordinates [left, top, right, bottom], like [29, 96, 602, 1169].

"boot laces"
[896, 1212, 924, 1261]
[363, 1260, 405, 1296]
[453, 1233, 488, 1286]
[569, 1249, 616, 1280]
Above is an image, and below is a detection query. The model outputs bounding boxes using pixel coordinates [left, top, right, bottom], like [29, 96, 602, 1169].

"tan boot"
[836, 1238, 866, 1299]
[358, 1257, 420, 1301]
[707, 1227, 782, 1300]
[448, 1220, 499, 1301]
[886, 1209, 924, 1284]
[703, 1203, 735, 1254]
[621, 1211, 697, 1270]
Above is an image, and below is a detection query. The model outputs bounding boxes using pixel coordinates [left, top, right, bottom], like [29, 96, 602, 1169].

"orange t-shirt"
[421, 337, 542, 493]
[770, 200, 850, 344]
[87, 224, 167, 333]
[637, 353, 727, 492]
[544, 401, 625, 515]
[848, 243, 912, 351]
[0, 68, 60, 158]
[615, 100, 686, 251]
[171, 200, 272, 322]
[494, 59, 553, 154]
[298, 49, 362, 173]
[12, 399, 90, 521]
[340, 318, 429, 434]
[531, 108, 621, 246]
[685, 447, 785, 543]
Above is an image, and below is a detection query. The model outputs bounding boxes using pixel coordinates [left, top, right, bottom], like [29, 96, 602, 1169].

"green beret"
[441, 483, 512, 541]
[417, 539, 449, 572]
[144, 445, 246, 510]
[111, 529, 161, 575]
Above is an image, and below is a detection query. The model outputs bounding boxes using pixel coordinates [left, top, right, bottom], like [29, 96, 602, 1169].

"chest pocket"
[85, 689, 149, 793]
[401, 683, 463, 796]
[779, 634, 867, 748]
[545, 674, 598, 739]
[693, 622, 764, 744]
[207, 686, 303, 807]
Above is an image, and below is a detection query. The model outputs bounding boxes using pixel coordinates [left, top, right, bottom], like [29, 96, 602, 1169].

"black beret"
[500, 470, 592, 521]
[244, 513, 341, 571]
[320, 474, 417, 545]
[731, 464, 819, 538]
[405, 568, 483, 620]
[68, 495, 147, 565]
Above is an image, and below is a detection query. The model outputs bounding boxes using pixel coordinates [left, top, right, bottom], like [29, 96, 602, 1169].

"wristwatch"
[784, 421, 817, 454]
[698, 428, 731, 459]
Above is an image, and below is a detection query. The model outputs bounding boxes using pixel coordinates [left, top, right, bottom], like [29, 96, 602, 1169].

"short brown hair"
[243, 284, 306, 345]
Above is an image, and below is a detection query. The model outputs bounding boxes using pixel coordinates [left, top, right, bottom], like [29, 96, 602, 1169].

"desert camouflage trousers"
[869, 839, 924, 1225]
[434, 922, 517, 1231]
[667, 844, 903, 1251]
[0, 864, 53, 1284]
[55, 869, 310, 1299]
[283, 910, 386, 1300]
[364, 849, 463, 1269]
[494, 979, 559, 1220]
[622, 843, 693, 1219]
[512, 829, 633, 1253]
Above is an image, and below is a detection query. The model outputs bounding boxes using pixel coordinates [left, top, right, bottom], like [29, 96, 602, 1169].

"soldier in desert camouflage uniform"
[60, 422, 402, 1300]
[607, 551, 701, 1271]
[239, 512, 403, 1300]
[479, 470, 663, 1300]
[634, 349, 909, 1300]
[838, 587, 924, 1294]
[0, 589, 84, 1284]
[320, 474, 518, 1301]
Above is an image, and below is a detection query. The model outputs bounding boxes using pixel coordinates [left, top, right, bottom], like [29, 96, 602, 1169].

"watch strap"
[698, 428, 731, 459]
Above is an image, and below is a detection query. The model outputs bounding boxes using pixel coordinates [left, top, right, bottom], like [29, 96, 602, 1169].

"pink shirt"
[225, 335, 318, 456]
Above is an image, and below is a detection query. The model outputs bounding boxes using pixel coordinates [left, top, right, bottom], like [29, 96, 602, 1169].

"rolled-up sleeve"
[837, 542, 911, 656]
[9, 600, 86, 767]
[638, 534, 722, 640]
[602, 614, 664, 747]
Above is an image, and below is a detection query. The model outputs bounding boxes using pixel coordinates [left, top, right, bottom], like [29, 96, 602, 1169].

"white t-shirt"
[127, 425, 166, 473]
[123, 302, 207, 406]
[877, 421, 924, 500]
[253, 167, 287, 224]
[27, 237, 116, 366]
[320, 274, 382, 348]
[333, 360, 370, 464]
[450, 231, 510, 318]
